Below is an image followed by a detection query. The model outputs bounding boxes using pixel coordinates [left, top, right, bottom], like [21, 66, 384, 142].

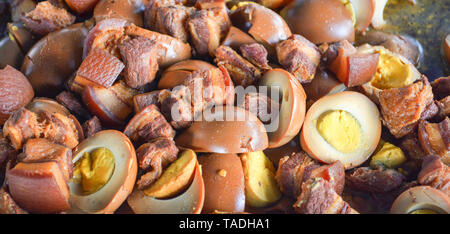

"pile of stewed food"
[0, 0, 448, 214]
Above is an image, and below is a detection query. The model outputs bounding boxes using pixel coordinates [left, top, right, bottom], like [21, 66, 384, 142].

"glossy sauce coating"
[198, 153, 245, 213]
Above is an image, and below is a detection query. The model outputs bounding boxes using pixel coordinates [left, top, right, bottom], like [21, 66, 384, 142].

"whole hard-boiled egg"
[175, 106, 269, 154]
[281, 0, 355, 44]
[300, 91, 381, 169]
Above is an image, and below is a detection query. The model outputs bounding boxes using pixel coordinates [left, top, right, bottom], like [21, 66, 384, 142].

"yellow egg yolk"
[371, 49, 414, 89]
[410, 209, 439, 214]
[143, 149, 196, 199]
[370, 140, 406, 168]
[316, 110, 362, 153]
[340, 0, 356, 26]
[73, 147, 115, 195]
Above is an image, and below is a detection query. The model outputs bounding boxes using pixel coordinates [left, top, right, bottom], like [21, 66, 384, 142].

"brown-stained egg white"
[281, 0, 355, 44]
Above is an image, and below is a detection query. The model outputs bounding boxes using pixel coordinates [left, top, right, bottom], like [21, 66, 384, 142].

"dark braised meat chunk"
[161, 66, 233, 130]
[275, 152, 319, 198]
[2, 108, 41, 150]
[276, 151, 346, 199]
[293, 178, 359, 214]
[74, 48, 125, 89]
[135, 138, 179, 190]
[187, 9, 222, 56]
[214, 45, 261, 87]
[123, 104, 176, 144]
[431, 76, 450, 100]
[56, 91, 91, 120]
[38, 111, 80, 149]
[379, 77, 434, 138]
[6, 161, 70, 213]
[322, 40, 380, 87]
[397, 160, 422, 181]
[187, 6, 230, 52]
[399, 132, 427, 162]
[21, 138, 73, 181]
[144, 0, 179, 30]
[305, 161, 346, 195]
[0, 135, 16, 169]
[346, 166, 406, 193]
[417, 155, 450, 196]
[161, 86, 193, 130]
[276, 34, 321, 83]
[82, 116, 102, 138]
[183, 70, 215, 111]
[3, 108, 81, 150]
[137, 138, 179, 171]
[361, 180, 420, 213]
[321, 40, 357, 65]
[119, 37, 159, 88]
[21, 1, 75, 35]
[0, 187, 27, 214]
[133, 89, 171, 113]
[241, 92, 279, 125]
[418, 118, 449, 164]
[145, 4, 195, 42]
[421, 101, 439, 120]
[341, 189, 380, 214]
[436, 96, 450, 119]
[0, 132, 16, 186]
[240, 43, 271, 70]
[108, 80, 138, 107]
[208, 7, 231, 39]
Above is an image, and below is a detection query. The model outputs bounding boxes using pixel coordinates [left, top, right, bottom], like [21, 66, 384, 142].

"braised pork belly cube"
[379, 77, 434, 138]
[118, 37, 159, 88]
[145, 4, 195, 42]
[56, 91, 91, 120]
[418, 118, 449, 164]
[133, 89, 171, 113]
[276, 34, 321, 84]
[214, 45, 261, 87]
[82, 116, 102, 138]
[436, 97, 450, 119]
[74, 48, 124, 90]
[0, 187, 27, 214]
[160, 87, 193, 130]
[187, 9, 222, 56]
[21, 1, 75, 35]
[346, 166, 406, 193]
[82, 80, 137, 128]
[294, 178, 358, 214]
[21, 138, 73, 181]
[6, 161, 70, 213]
[3, 108, 81, 150]
[123, 105, 176, 145]
[431, 76, 449, 100]
[240, 43, 271, 70]
[2, 108, 41, 150]
[275, 152, 345, 198]
[322, 40, 379, 87]
[418, 155, 450, 196]
[135, 138, 179, 190]
[241, 92, 279, 125]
